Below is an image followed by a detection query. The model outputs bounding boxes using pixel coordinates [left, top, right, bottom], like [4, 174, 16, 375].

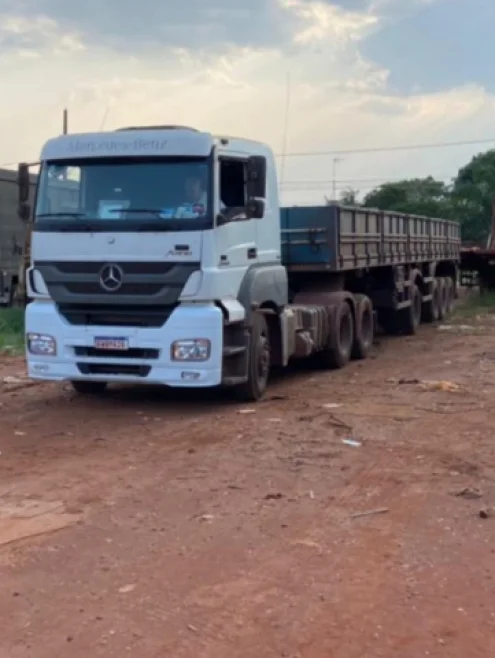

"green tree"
[450, 149, 495, 245]
[362, 177, 452, 218]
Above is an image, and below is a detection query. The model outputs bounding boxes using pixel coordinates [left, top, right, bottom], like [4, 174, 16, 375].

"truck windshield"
[34, 157, 212, 231]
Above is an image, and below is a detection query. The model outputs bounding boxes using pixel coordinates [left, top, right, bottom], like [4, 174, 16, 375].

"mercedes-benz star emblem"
[99, 263, 124, 292]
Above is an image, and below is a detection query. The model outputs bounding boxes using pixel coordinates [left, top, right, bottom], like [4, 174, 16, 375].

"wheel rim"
[257, 332, 270, 384]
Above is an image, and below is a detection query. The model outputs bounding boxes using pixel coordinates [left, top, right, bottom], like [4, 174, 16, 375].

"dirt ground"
[1, 309, 495, 658]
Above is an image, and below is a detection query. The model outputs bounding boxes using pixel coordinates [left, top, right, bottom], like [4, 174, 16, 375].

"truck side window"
[42, 166, 80, 214]
[219, 159, 246, 211]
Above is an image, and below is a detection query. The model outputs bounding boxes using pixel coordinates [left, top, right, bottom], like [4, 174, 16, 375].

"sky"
[1, 0, 494, 205]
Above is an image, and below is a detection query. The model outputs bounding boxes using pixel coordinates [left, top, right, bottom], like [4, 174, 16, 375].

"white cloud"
[281, 0, 378, 44]
[0, 0, 493, 205]
[0, 13, 84, 57]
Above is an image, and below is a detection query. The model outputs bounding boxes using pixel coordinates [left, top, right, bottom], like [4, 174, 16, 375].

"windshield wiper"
[36, 212, 87, 218]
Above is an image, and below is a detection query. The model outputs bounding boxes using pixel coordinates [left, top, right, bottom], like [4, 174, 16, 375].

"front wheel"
[234, 312, 270, 402]
[70, 380, 108, 396]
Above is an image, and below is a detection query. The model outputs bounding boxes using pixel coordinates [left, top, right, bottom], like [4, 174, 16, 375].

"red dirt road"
[1, 314, 495, 657]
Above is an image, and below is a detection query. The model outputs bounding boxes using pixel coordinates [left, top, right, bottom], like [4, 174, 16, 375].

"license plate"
[94, 336, 129, 350]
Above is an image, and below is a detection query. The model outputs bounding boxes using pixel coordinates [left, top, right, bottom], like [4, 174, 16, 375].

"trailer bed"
[281, 203, 460, 272]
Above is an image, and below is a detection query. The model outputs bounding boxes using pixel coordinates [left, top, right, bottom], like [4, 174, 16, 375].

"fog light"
[171, 339, 210, 361]
[26, 333, 57, 356]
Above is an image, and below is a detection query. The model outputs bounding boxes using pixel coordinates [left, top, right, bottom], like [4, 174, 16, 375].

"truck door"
[215, 156, 258, 270]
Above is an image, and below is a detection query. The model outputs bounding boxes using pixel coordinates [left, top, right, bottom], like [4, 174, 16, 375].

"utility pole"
[63, 108, 68, 134]
[332, 157, 343, 201]
[279, 71, 291, 186]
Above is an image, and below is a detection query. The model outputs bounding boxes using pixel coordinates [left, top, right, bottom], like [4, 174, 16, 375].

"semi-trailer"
[18, 126, 460, 400]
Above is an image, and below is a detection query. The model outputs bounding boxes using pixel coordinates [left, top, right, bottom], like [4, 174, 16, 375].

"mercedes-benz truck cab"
[21, 126, 283, 400]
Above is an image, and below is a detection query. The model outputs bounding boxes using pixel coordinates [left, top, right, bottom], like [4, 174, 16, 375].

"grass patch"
[452, 290, 495, 320]
[0, 308, 25, 355]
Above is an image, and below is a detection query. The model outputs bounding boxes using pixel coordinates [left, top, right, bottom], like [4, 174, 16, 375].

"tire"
[436, 277, 447, 320]
[71, 380, 108, 396]
[234, 312, 270, 402]
[443, 277, 454, 316]
[321, 300, 354, 368]
[398, 283, 421, 335]
[352, 295, 374, 359]
[421, 278, 440, 323]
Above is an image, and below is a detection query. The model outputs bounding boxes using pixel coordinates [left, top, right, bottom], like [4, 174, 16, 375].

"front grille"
[52, 261, 176, 275]
[74, 347, 160, 359]
[58, 304, 176, 327]
[65, 282, 163, 296]
[77, 363, 151, 377]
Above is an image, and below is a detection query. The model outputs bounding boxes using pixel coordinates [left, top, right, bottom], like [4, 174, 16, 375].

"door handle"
[247, 247, 257, 259]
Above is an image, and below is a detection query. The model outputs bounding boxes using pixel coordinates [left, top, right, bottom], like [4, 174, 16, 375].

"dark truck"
[0, 167, 37, 305]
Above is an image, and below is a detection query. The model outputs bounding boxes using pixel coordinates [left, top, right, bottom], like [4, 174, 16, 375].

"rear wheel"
[352, 295, 374, 359]
[436, 277, 447, 320]
[321, 300, 354, 368]
[422, 278, 440, 323]
[70, 380, 108, 396]
[234, 312, 270, 402]
[397, 283, 421, 335]
[443, 277, 454, 315]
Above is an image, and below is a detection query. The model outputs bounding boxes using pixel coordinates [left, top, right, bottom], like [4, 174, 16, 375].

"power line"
[4, 135, 494, 170]
[274, 136, 495, 158]
[280, 173, 453, 186]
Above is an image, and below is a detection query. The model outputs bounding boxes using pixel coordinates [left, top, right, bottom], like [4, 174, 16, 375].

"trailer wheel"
[399, 283, 422, 335]
[421, 278, 440, 323]
[321, 301, 354, 368]
[234, 312, 270, 402]
[71, 381, 108, 396]
[352, 295, 374, 359]
[436, 277, 447, 320]
[443, 277, 454, 315]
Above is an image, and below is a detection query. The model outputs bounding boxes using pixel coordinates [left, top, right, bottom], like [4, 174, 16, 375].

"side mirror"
[18, 202, 30, 222]
[17, 162, 30, 203]
[246, 156, 266, 199]
[246, 199, 264, 219]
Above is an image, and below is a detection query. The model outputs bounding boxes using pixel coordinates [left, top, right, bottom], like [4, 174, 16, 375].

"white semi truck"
[18, 125, 460, 401]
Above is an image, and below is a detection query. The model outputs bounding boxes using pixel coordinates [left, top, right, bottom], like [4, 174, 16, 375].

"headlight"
[171, 339, 210, 361]
[26, 333, 57, 356]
